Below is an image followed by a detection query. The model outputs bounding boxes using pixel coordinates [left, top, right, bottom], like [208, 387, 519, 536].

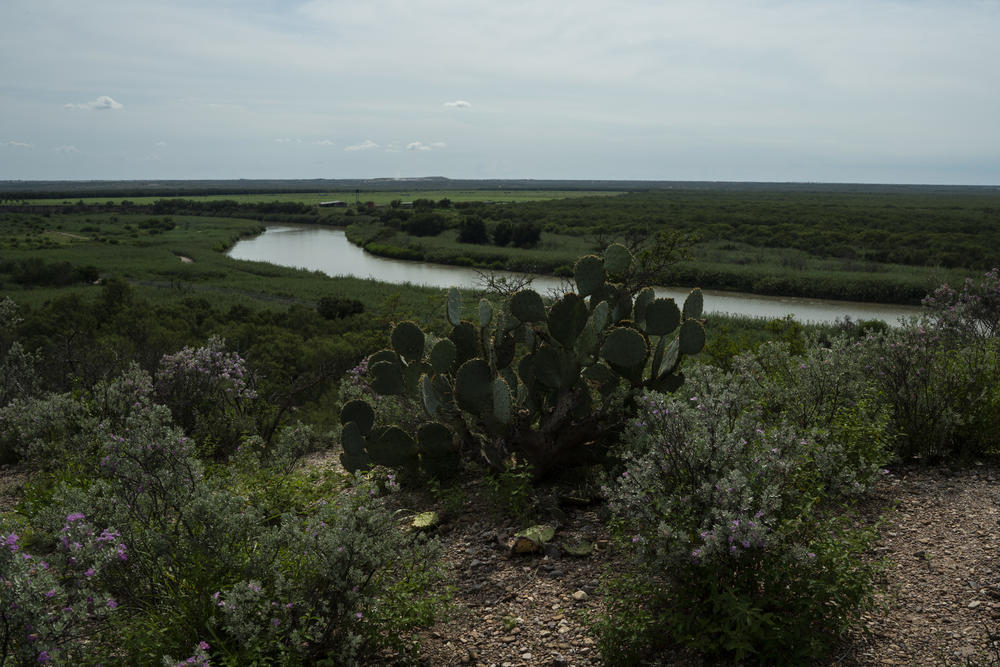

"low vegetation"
[2, 188, 999, 664]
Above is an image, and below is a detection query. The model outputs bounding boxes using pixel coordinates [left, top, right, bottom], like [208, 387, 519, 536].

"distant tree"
[317, 296, 364, 320]
[511, 222, 541, 249]
[403, 212, 446, 237]
[437, 198, 452, 208]
[493, 220, 514, 247]
[458, 216, 489, 244]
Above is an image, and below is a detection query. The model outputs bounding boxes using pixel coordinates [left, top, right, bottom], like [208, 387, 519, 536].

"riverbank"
[342, 220, 960, 307]
[229, 224, 922, 324]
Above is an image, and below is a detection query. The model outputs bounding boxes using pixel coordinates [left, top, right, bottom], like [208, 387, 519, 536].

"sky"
[1, 0, 999, 185]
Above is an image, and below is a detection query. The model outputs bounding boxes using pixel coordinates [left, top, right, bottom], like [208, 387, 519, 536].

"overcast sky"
[1, 0, 999, 184]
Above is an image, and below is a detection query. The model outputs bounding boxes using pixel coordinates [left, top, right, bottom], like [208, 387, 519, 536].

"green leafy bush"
[154, 336, 258, 458]
[9, 363, 444, 664]
[601, 362, 884, 664]
[1, 513, 126, 665]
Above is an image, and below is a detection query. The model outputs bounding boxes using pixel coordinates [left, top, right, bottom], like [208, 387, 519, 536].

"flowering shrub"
[209, 478, 444, 665]
[0, 393, 93, 470]
[859, 323, 1000, 460]
[0, 341, 39, 411]
[732, 337, 892, 496]
[1, 513, 125, 665]
[9, 368, 445, 664]
[155, 336, 257, 458]
[601, 361, 883, 663]
[922, 267, 1000, 342]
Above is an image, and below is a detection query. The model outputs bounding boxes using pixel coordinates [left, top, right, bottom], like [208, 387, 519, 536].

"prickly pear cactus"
[339, 246, 706, 480]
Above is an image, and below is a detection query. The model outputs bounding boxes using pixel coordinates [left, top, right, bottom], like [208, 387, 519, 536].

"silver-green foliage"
[340, 244, 706, 478]
[604, 355, 887, 662]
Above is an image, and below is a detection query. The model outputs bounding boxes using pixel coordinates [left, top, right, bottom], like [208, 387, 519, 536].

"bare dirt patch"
[370, 465, 1000, 666]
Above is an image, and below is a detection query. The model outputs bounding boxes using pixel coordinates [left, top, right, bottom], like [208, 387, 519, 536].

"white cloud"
[314, 139, 336, 146]
[443, 100, 471, 109]
[406, 141, 447, 151]
[65, 95, 123, 111]
[154, 141, 168, 147]
[54, 145, 80, 154]
[344, 139, 378, 151]
[2, 140, 32, 148]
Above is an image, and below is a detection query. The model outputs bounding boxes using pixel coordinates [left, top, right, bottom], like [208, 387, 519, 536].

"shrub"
[0, 393, 93, 470]
[316, 296, 364, 320]
[1, 513, 126, 665]
[155, 336, 257, 458]
[601, 362, 884, 663]
[922, 267, 1000, 341]
[25, 386, 444, 664]
[861, 325, 1000, 460]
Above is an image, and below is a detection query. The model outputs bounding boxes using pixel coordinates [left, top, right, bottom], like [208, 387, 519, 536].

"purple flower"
[84, 568, 95, 577]
[355, 612, 363, 619]
[65, 512, 86, 523]
[44, 590, 56, 598]
[37, 651, 51, 664]
[107, 598, 118, 609]
[4, 533, 18, 551]
[199, 641, 210, 651]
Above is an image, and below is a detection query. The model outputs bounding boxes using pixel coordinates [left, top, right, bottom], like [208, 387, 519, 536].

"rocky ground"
[3, 462, 999, 665]
[375, 464, 1000, 666]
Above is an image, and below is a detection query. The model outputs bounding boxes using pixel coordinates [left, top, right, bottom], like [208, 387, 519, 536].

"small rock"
[969, 600, 982, 608]
[571, 590, 589, 601]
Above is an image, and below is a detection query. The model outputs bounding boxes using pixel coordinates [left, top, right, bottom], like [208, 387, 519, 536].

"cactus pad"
[600, 327, 648, 370]
[493, 376, 513, 424]
[420, 374, 441, 417]
[340, 399, 375, 436]
[449, 321, 479, 365]
[340, 420, 366, 456]
[479, 299, 494, 328]
[548, 293, 588, 347]
[455, 359, 493, 414]
[510, 289, 547, 323]
[417, 422, 453, 455]
[371, 360, 405, 395]
[391, 321, 425, 363]
[430, 339, 458, 373]
[683, 288, 704, 319]
[574, 255, 605, 297]
[592, 300, 611, 332]
[633, 287, 656, 326]
[447, 287, 462, 326]
[604, 243, 632, 276]
[645, 298, 681, 336]
[678, 319, 706, 355]
[366, 426, 417, 468]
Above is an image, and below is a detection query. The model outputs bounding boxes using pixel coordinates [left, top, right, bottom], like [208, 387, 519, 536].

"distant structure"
[318, 201, 347, 207]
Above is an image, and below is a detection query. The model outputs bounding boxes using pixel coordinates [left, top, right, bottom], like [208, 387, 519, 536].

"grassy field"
[0, 212, 466, 328]
[17, 190, 619, 207]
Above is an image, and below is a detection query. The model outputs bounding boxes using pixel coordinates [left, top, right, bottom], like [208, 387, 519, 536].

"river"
[227, 225, 922, 324]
